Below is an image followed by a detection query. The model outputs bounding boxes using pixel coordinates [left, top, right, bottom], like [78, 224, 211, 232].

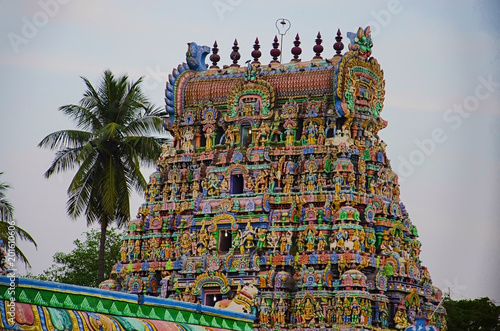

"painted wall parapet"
[0, 276, 254, 330]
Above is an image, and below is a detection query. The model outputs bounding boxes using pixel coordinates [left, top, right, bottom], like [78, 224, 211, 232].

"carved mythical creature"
[186, 42, 210, 71]
[215, 283, 259, 314]
[346, 27, 373, 60]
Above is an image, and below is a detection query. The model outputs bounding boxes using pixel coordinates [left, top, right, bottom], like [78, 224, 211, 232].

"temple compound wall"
[106, 27, 447, 331]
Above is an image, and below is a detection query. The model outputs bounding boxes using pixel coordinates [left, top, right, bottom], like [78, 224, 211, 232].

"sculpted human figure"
[394, 308, 410, 329]
[285, 126, 295, 147]
[205, 129, 213, 151]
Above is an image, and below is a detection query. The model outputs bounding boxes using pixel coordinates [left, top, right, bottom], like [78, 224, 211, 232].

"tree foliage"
[0, 172, 37, 268]
[28, 228, 123, 288]
[443, 296, 500, 331]
[38, 70, 168, 282]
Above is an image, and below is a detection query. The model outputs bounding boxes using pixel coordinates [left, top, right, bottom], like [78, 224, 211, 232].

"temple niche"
[106, 27, 447, 330]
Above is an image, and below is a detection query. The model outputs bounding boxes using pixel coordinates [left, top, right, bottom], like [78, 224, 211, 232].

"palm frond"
[42, 147, 83, 178]
[124, 115, 165, 137]
[124, 136, 167, 166]
[38, 129, 92, 150]
[59, 104, 101, 132]
[0, 222, 37, 248]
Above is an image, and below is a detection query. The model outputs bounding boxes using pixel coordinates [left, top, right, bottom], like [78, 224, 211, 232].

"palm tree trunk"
[97, 222, 107, 284]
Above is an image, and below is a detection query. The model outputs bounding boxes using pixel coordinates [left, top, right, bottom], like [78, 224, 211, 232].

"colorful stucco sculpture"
[107, 27, 447, 330]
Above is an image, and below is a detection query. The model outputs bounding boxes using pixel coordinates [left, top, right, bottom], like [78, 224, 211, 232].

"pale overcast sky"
[1, 0, 499, 302]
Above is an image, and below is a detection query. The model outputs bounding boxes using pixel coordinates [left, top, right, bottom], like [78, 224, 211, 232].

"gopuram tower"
[106, 27, 447, 330]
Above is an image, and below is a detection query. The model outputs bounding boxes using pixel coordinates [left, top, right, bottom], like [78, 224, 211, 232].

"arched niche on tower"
[224, 79, 275, 122]
[224, 164, 250, 195]
[237, 118, 256, 148]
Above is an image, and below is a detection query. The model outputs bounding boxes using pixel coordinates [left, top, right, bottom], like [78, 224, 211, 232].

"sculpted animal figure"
[215, 283, 259, 314]
[186, 42, 210, 71]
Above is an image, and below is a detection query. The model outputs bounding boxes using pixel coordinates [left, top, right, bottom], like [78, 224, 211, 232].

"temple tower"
[108, 27, 447, 331]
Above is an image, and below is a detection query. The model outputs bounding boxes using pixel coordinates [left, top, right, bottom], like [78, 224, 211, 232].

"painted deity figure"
[260, 300, 270, 325]
[379, 301, 389, 328]
[304, 298, 315, 322]
[306, 230, 316, 252]
[285, 125, 295, 147]
[254, 170, 268, 193]
[316, 174, 326, 192]
[207, 174, 220, 196]
[299, 176, 307, 193]
[306, 173, 317, 192]
[258, 121, 270, 146]
[256, 228, 267, 250]
[297, 232, 305, 252]
[333, 172, 343, 193]
[317, 232, 327, 251]
[336, 227, 347, 251]
[270, 112, 282, 142]
[317, 123, 325, 145]
[245, 175, 254, 191]
[133, 240, 141, 260]
[182, 127, 195, 153]
[241, 222, 256, 252]
[351, 298, 360, 323]
[285, 230, 293, 252]
[220, 177, 229, 191]
[225, 125, 235, 147]
[279, 233, 288, 253]
[352, 230, 361, 251]
[191, 182, 200, 200]
[336, 301, 343, 324]
[306, 121, 318, 145]
[301, 130, 308, 146]
[232, 231, 242, 251]
[208, 234, 217, 251]
[120, 242, 127, 261]
[283, 174, 294, 194]
[380, 234, 393, 253]
[394, 308, 410, 329]
[205, 128, 213, 151]
[276, 297, 287, 325]
[343, 299, 351, 323]
[267, 230, 280, 252]
[179, 183, 188, 200]
[198, 227, 209, 250]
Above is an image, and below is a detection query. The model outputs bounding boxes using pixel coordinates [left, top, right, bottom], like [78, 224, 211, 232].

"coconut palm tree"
[0, 172, 37, 269]
[39, 70, 169, 283]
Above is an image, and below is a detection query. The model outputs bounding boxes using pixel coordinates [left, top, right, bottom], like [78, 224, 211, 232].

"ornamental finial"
[270, 35, 281, 64]
[291, 33, 301, 62]
[313, 31, 323, 60]
[251, 38, 262, 64]
[230, 39, 241, 67]
[334, 29, 344, 57]
[209, 41, 220, 69]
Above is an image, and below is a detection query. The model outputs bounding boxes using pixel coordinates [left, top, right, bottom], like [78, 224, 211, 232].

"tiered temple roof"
[107, 27, 447, 331]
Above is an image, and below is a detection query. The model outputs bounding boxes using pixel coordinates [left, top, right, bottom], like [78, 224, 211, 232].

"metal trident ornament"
[275, 18, 291, 63]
